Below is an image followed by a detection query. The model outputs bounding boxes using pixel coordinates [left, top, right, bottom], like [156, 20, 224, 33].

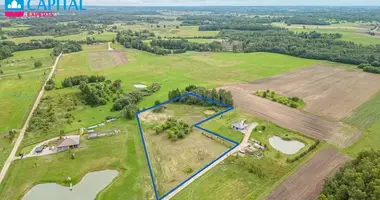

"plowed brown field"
[221, 86, 361, 148]
[231, 66, 380, 120]
[265, 148, 350, 200]
[88, 50, 128, 70]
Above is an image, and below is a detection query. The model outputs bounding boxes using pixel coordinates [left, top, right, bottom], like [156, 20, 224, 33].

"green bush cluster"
[79, 80, 122, 107]
[168, 85, 233, 106]
[154, 118, 193, 141]
[286, 140, 320, 163]
[44, 79, 55, 91]
[111, 83, 161, 111]
[358, 62, 380, 74]
[61, 75, 106, 88]
[255, 90, 304, 109]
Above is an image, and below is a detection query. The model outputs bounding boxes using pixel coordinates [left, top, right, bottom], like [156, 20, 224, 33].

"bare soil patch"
[88, 50, 128, 70]
[139, 110, 171, 123]
[265, 148, 350, 200]
[232, 66, 380, 120]
[222, 86, 361, 148]
[144, 129, 228, 196]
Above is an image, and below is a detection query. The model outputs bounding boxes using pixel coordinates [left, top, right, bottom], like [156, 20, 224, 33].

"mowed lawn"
[0, 121, 153, 200]
[344, 91, 380, 156]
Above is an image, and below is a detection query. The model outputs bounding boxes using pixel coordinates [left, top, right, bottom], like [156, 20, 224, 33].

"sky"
[83, 0, 380, 6]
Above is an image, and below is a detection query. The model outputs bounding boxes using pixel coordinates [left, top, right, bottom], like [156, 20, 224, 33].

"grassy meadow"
[0, 43, 356, 200]
[0, 120, 153, 200]
[273, 22, 380, 45]
[0, 49, 54, 75]
[344, 91, 380, 156]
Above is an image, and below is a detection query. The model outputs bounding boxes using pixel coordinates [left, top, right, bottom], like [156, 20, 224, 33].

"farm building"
[57, 136, 80, 151]
[231, 120, 249, 131]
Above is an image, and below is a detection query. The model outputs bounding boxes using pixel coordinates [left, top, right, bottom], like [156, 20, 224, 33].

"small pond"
[269, 136, 305, 155]
[22, 170, 119, 200]
[134, 84, 147, 89]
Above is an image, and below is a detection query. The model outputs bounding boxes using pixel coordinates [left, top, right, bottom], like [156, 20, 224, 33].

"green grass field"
[0, 43, 356, 200]
[0, 49, 54, 75]
[1, 25, 30, 32]
[273, 22, 380, 45]
[117, 24, 219, 37]
[343, 91, 380, 156]
[0, 120, 153, 200]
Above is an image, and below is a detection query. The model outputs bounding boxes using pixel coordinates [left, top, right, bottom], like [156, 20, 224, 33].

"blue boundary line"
[136, 93, 238, 200]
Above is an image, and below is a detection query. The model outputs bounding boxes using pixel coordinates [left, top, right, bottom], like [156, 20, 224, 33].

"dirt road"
[222, 86, 361, 148]
[0, 53, 62, 184]
[265, 148, 350, 200]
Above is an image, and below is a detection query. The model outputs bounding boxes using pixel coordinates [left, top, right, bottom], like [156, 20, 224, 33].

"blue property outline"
[136, 93, 239, 200]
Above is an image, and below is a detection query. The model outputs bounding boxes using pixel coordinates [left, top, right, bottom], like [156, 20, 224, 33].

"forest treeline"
[221, 30, 380, 65]
[117, 30, 223, 55]
[319, 150, 380, 200]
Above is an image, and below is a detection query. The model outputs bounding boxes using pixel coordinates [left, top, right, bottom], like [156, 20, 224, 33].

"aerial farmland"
[1, 5, 380, 200]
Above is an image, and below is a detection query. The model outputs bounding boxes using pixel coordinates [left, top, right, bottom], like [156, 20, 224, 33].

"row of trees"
[199, 24, 283, 31]
[151, 39, 224, 52]
[61, 75, 106, 88]
[221, 30, 380, 65]
[168, 85, 233, 106]
[52, 41, 83, 56]
[0, 39, 83, 60]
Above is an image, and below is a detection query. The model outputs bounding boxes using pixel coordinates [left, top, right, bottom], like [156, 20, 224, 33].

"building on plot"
[231, 120, 249, 131]
[57, 136, 80, 151]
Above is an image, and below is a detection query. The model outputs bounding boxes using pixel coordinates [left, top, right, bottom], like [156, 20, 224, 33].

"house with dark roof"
[57, 136, 80, 151]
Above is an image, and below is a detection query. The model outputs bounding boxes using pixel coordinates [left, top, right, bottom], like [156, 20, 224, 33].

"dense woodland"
[319, 150, 380, 200]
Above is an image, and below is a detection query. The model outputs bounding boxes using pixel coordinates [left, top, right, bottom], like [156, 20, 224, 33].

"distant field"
[117, 24, 219, 37]
[188, 39, 222, 43]
[273, 22, 380, 45]
[2, 32, 116, 44]
[1, 25, 30, 32]
[3, 36, 54, 44]
[0, 49, 54, 75]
